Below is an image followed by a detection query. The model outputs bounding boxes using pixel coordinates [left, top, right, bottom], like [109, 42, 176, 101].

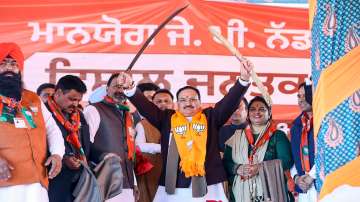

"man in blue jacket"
[290, 81, 316, 202]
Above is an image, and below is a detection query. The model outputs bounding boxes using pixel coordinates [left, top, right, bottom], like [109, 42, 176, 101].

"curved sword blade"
[126, 4, 189, 72]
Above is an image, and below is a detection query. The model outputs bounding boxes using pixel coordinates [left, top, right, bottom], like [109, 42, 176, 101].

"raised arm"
[213, 59, 252, 128]
[118, 72, 171, 130]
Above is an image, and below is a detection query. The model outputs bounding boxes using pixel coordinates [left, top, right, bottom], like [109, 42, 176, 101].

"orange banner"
[0, 0, 309, 58]
[0, 0, 309, 124]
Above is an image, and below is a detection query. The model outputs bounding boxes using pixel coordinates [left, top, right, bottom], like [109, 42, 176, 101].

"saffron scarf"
[170, 110, 207, 177]
[244, 121, 277, 163]
[104, 96, 135, 161]
[47, 96, 85, 160]
[228, 122, 275, 202]
[300, 113, 312, 173]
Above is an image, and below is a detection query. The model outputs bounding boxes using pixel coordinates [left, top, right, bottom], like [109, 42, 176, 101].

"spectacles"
[0, 59, 19, 70]
[178, 98, 199, 104]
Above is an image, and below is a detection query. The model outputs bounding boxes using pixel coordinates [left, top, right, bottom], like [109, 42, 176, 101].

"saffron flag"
[311, 0, 360, 200]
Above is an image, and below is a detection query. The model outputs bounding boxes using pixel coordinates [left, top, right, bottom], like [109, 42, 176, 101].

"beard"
[113, 92, 127, 103]
[0, 71, 23, 101]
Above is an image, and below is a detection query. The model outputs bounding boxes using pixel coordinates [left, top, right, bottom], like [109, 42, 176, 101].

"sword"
[126, 4, 189, 72]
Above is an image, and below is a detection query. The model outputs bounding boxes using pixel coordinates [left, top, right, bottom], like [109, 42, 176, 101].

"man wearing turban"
[0, 42, 65, 202]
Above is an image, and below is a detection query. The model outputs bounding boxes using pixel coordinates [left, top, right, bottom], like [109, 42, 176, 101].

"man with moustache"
[46, 75, 104, 202]
[135, 89, 174, 202]
[290, 81, 317, 202]
[117, 59, 253, 202]
[84, 73, 139, 202]
[0, 42, 64, 202]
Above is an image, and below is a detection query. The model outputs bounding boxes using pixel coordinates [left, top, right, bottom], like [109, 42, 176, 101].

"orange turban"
[0, 42, 24, 71]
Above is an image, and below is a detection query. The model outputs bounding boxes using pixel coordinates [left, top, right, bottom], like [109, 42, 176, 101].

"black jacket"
[46, 106, 103, 202]
[129, 81, 249, 187]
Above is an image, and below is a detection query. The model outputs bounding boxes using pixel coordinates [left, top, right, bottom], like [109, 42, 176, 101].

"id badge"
[13, 118, 27, 128]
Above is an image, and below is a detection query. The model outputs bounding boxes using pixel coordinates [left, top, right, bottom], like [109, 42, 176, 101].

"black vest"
[93, 101, 134, 189]
[46, 104, 92, 202]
